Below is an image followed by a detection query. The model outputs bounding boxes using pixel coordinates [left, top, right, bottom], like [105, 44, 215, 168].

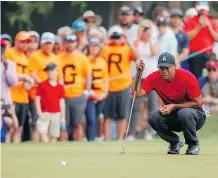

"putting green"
[2, 115, 218, 178]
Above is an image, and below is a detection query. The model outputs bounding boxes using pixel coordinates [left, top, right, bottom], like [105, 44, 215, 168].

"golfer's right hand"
[136, 59, 145, 72]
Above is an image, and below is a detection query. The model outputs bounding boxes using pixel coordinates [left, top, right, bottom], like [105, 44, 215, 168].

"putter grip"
[134, 68, 142, 91]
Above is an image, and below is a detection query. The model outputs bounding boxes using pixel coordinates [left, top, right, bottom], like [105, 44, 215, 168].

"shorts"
[1, 116, 7, 143]
[37, 112, 61, 138]
[104, 87, 131, 120]
[14, 103, 29, 127]
[65, 95, 87, 126]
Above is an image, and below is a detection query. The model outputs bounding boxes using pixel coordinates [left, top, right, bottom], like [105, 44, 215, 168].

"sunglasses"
[84, 19, 96, 23]
[20, 39, 32, 43]
[53, 47, 60, 51]
[143, 27, 150, 32]
[207, 68, 217, 72]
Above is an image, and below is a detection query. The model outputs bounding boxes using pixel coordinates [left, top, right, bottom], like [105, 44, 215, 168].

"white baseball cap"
[185, 8, 198, 17]
[108, 25, 124, 37]
[41, 32, 55, 44]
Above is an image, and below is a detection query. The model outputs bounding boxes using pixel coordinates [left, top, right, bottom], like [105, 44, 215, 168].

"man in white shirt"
[113, 6, 139, 48]
[156, 17, 178, 58]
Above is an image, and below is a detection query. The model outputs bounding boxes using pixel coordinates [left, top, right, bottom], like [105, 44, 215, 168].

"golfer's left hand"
[160, 104, 175, 115]
[136, 59, 145, 72]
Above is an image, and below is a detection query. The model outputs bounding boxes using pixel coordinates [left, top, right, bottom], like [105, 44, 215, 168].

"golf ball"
[61, 161, 67, 166]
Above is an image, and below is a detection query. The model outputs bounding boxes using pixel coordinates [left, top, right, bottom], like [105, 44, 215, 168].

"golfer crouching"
[132, 52, 206, 155]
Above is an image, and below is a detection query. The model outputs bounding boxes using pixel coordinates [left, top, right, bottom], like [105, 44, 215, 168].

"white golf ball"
[61, 161, 67, 166]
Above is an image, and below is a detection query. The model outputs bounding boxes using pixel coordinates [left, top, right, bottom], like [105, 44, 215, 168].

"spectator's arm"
[103, 63, 109, 96]
[59, 85, 65, 124]
[178, 48, 189, 61]
[83, 57, 92, 90]
[86, 74, 92, 90]
[35, 96, 42, 116]
[149, 41, 159, 57]
[178, 34, 189, 61]
[185, 25, 201, 40]
[133, 40, 141, 59]
[208, 23, 218, 41]
[30, 72, 42, 84]
[59, 98, 66, 124]
[4, 61, 18, 87]
[18, 74, 34, 86]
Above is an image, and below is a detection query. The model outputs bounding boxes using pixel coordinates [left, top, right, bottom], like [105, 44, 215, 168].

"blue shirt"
[175, 30, 189, 54]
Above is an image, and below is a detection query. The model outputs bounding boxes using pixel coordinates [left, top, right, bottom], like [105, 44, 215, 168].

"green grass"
[2, 115, 218, 178]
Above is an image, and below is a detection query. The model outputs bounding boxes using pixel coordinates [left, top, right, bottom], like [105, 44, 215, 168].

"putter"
[119, 68, 142, 154]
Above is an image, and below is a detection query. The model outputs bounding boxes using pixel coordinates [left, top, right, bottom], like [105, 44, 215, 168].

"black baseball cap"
[134, 7, 144, 16]
[120, 6, 134, 15]
[45, 63, 57, 71]
[157, 52, 175, 68]
[110, 32, 121, 39]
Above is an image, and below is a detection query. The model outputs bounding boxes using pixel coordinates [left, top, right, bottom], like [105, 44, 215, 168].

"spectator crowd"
[1, 1, 218, 143]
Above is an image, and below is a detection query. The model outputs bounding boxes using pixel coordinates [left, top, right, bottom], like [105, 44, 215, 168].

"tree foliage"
[6, 1, 87, 30]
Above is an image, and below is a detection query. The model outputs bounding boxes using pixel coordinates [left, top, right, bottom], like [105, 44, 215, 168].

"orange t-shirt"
[101, 43, 135, 92]
[28, 49, 60, 99]
[89, 56, 108, 96]
[58, 52, 91, 98]
[4, 47, 29, 104]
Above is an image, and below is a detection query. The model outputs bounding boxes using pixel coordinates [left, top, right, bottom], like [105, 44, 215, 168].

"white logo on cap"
[163, 56, 167, 61]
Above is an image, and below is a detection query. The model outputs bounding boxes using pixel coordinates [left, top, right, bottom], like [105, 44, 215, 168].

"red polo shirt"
[36, 80, 64, 113]
[184, 16, 218, 53]
[141, 69, 202, 105]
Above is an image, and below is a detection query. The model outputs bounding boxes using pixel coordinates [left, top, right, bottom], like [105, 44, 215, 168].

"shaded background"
[1, 1, 218, 38]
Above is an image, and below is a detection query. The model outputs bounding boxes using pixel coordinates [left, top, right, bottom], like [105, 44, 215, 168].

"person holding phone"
[1, 39, 19, 143]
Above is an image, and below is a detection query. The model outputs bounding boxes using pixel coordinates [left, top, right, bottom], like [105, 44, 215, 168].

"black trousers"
[188, 52, 209, 79]
[149, 108, 206, 145]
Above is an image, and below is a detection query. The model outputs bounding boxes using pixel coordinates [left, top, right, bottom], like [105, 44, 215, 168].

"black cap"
[120, 6, 134, 15]
[110, 32, 121, 39]
[134, 7, 144, 15]
[170, 9, 184, 17]
[156, 17, 168, 26]
[45, 63, 57, 71]
[157, 52, 175, 68]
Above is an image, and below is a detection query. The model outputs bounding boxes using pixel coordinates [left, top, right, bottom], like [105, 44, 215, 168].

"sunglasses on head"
[207, 68, 217, 72]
